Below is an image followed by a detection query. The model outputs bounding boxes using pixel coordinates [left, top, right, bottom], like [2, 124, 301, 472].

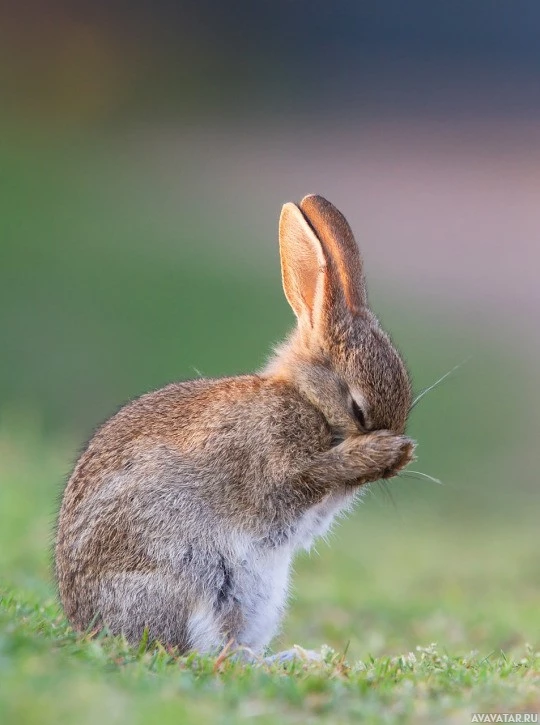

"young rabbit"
[55, 194, 415, 657]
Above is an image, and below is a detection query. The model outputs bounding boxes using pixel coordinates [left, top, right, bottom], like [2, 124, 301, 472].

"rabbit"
[55, 194, 415, 658]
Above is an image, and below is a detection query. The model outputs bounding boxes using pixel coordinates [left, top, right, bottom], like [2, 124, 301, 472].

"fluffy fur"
[55, 194, 415, 653]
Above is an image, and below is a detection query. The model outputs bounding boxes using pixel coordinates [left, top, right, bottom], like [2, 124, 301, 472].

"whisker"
[378, 479, 390, 501]
[399, 470, 443, 485]
[377, 479, 400, 515]
[384, 483, 398, 510]
[397, 472, 422, 483]
[410, 357, 472, 410]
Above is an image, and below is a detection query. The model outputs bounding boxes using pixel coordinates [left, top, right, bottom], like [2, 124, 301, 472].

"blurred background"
[1, 1, 539, 658]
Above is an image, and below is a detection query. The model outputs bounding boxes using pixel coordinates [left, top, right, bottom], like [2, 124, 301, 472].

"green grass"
[1, 133, 539, 723]
[1, 597, 538, 725]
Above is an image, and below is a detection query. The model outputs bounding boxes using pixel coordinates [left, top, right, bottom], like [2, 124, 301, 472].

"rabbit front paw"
[340, 430, 415, 484]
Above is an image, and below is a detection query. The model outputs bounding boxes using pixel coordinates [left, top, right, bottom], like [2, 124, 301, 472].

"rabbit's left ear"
[300, 194, 367, 314]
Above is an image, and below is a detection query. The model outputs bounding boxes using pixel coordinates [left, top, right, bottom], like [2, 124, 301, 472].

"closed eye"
[351, 398, 366, 429]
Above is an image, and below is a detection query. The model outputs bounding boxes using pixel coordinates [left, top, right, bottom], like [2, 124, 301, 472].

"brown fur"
[55, 194, 414, 653]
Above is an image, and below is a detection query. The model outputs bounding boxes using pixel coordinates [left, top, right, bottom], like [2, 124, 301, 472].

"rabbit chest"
[241, 490, 355, 643]
[204, 490, 355, 651]
[292, 488, 357, 550]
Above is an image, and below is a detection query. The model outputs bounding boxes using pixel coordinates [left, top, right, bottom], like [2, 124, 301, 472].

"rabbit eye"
[351, 399, 366, 429]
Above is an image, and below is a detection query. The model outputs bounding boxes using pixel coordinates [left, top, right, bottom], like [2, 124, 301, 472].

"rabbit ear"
[299, 194, 367, 314]
[279, 202, 327, 329]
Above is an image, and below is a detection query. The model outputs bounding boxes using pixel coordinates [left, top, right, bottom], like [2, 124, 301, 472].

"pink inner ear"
[295, 239, 321, 315]
[279, 203, 327, 325]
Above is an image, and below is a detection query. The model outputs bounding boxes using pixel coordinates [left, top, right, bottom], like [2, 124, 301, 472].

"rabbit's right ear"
[279, 202, 327, 331]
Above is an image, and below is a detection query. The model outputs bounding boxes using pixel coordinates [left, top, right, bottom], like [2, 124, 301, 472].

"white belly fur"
[294, 488, 358, 550]
[215, 489, 358, 653]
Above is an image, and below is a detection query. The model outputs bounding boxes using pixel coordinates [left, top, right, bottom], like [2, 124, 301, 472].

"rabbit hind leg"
[96, 571, 196, 651]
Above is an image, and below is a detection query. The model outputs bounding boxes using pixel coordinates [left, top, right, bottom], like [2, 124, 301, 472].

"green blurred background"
[1, 2, 539, 660]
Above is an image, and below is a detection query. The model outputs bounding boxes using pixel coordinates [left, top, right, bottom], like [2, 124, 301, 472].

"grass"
[1, 132, 539, 722]
[1, 596, 538, 725]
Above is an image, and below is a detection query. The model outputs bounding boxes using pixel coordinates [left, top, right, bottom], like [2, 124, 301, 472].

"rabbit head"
[267, 194, 412, 442]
